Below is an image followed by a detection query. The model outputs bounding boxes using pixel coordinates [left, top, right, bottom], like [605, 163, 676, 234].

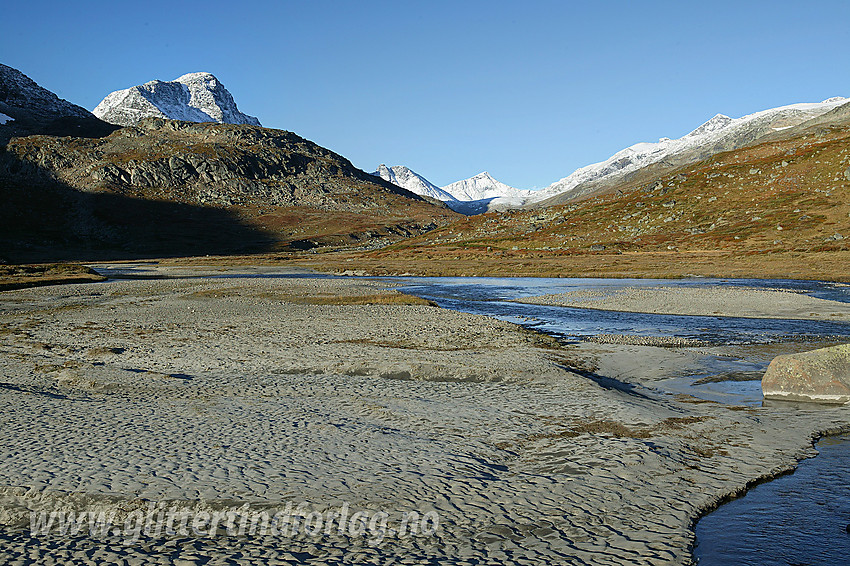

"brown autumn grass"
[0, 264, 107, 292]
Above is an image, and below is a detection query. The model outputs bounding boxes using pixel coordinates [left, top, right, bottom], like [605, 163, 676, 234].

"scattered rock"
[584, 334, 708, 347]
[762, 344, 850, 403]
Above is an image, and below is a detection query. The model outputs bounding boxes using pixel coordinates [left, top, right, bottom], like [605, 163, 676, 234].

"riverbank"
[1, 267, 848, 565]
[289, 249, 850, 281]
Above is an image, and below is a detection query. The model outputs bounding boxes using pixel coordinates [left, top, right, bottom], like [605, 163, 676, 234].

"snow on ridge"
[530, 96, 849, 203]
[442, 171, 533, 202]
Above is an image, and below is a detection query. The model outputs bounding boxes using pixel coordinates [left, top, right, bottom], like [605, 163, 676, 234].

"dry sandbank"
[517, 284, 850, 320]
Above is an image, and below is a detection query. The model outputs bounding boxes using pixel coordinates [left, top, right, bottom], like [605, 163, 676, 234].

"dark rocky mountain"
[0, 63, 118, 142]
[6, 118, 430, 208]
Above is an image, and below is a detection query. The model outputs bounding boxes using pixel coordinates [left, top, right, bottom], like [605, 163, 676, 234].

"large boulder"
[762, 344, 850, 403]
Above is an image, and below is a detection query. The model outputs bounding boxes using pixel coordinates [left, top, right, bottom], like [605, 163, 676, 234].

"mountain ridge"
[531, 96, 850, 207]
[372, 165, 457, 202]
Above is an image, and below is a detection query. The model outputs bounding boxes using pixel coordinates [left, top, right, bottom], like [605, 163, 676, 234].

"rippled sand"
[1, 268, 848, 565]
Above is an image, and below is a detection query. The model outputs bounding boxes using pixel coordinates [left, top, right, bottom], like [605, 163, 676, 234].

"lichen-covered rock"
[762, 344, 850, 403]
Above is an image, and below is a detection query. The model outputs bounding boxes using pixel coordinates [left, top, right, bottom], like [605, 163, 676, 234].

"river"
[383, 276, 850, 564]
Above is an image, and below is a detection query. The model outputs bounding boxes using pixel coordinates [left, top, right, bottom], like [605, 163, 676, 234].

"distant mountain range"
[372, 166, 531, 214]
[370, 103, 850, 279]
[375, 96, 850, 215]
[93, 72, 261, 127]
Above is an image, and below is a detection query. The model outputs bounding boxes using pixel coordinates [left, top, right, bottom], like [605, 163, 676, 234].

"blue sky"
[2, 1, 848, 189]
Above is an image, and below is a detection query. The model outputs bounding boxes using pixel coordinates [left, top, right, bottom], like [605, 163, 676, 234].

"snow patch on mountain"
[531, 96, 849, 203]
[93, 72, 261, 127]
[0, 112, 13, 124]
[438, 172, 533, 214]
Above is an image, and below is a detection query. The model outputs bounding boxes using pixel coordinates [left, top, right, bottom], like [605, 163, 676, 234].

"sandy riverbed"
[0, 268, 848, 565]
[517, 284, 850, 320]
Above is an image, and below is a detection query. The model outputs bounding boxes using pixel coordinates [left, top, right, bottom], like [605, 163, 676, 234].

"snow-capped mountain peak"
[93, 72, 261, 127]
[372, 165, 457, 202]
[686, 113, 733, 137]
[442, 171, 532, 202]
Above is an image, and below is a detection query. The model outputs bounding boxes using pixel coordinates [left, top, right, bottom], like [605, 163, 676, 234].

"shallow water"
[384, 276, 850, 345]
[384, 277, 850, 403]
[694, 433, 850, 565]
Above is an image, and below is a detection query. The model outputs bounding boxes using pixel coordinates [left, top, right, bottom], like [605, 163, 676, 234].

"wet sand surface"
[1, 267, 849, 565]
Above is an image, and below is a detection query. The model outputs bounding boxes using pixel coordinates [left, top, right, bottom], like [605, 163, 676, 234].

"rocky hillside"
[93, 72, 261, 127]
[0, 118, 457, 262]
